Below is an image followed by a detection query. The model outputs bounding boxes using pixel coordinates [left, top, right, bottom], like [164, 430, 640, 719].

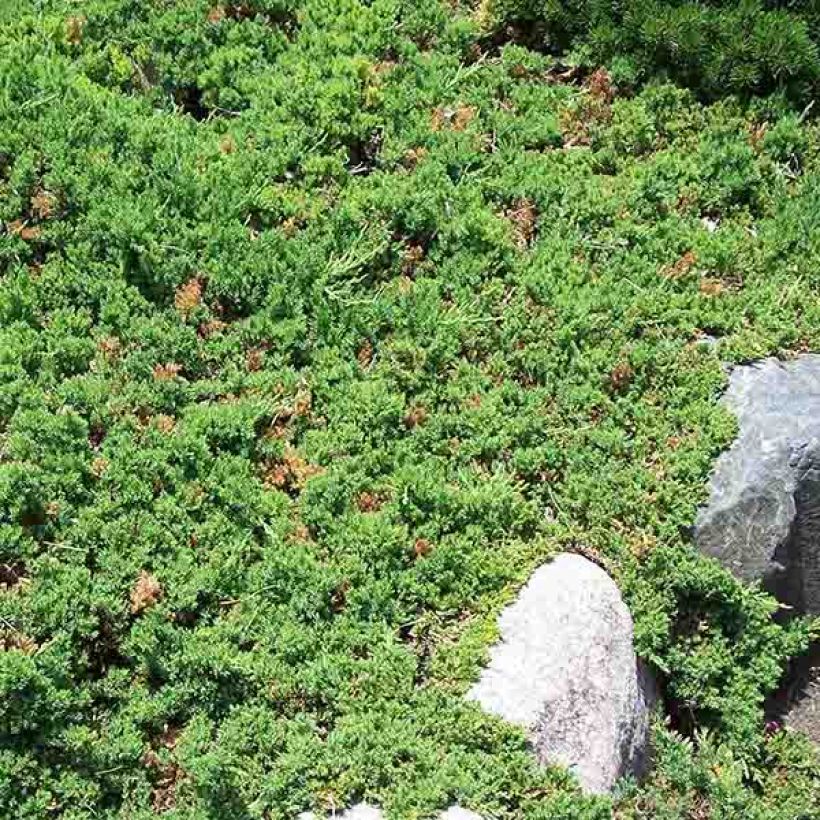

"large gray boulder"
[468, 554, 657, 794]
[694, 355, 820, 615]
[694, 354, 820, 744]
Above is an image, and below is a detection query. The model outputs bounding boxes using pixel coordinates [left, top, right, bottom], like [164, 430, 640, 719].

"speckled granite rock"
[468, 554, 657, 794]
[298, 805, 383, 820]
[694, 355, 820, 613]
[299, 805, 483, 819]
[299, 806, 382, 820]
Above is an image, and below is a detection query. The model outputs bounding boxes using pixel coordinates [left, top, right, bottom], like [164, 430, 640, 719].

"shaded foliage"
[478, 0, 820, 101]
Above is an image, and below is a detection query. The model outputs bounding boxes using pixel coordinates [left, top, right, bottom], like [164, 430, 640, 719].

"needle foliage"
[0, 1, 818, 818]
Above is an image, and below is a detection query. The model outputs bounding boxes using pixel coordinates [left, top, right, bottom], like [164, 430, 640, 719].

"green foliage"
[0, 1, 818, 817]
[479, 0, 820, 101]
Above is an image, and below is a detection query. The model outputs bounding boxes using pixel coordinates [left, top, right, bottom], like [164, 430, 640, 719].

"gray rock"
[787, 667, 820, 740]
[298, 807, 382, 820]
[765, 641, 820, 742]
[298, 806, 382, 820]
[694, 354, 820, 745]
[694, 354, 820, 615]
[299, 806, 483, 819]
[468, 554, 657, 794]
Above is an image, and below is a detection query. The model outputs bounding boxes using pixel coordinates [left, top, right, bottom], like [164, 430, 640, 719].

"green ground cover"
[1, 1, 819, 817]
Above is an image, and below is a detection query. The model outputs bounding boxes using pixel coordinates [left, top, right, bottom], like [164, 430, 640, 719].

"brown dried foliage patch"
[662, 251, 697, 280]
[431, 104, 477, 132]
[1, 629, 38, 654]
[30, 189, 58, 220]
[561, 68, 614, 147]
[65, 15, 86, 45]
[404, 404, 428, 429]
[144, 725, 184, 813]
[505, 198, 538, 248]
[153, 363, 182, 381]
[7, 220, 41, 241]
[174, 278, 203, 317]
[131, 570, 163, 615]
[356, 490, 389, 513]
[609, 361, 634, 394]
[265, 447, 324, 492]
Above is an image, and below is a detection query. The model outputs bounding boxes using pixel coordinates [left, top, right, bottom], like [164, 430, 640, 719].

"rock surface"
[468, 553, 657, 794]
[299, 806, 382, 820]
[765, 644, 820, 744]
[694, 354, 820, 614]
[786, 667, 820, 740]
[299, 806, 483, 819]
[694, 354, 820, 743]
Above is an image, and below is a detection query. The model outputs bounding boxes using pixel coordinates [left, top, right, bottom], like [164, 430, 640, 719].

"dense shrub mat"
[1, 2, 819, 818]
